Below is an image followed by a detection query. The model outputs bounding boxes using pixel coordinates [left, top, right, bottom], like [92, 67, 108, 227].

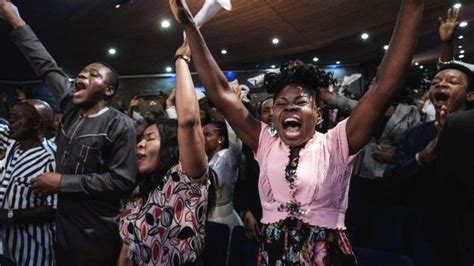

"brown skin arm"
[346, 0, 424, 155]
[116, 243, 133, 266]
[170, 0, 261, 152]
[438, 8, 459, 62]
[175, 42, 208, 178]
[0, 206, 55, 225]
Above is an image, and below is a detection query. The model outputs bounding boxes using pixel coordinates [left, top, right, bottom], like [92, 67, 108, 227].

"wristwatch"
[174, 54, 191, 64]
[7, 209, 14, 222]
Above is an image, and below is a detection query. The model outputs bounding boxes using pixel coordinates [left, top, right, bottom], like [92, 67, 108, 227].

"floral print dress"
[120, 163, 211, 265]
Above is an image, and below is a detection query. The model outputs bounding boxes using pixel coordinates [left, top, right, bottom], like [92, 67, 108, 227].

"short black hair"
[439, 63, 474, 92]
[264, 61, 335, 106]
[95, 61, 120, 91]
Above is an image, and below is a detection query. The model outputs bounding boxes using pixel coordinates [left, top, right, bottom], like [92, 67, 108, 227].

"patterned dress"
[120, 163, 211, 265]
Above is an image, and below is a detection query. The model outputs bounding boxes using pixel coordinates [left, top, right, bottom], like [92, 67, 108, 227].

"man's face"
[429, 69, 469, 113]
[73, 63, 113, 107]
[9, 104, 38, 141]
[259, 98, 274, 124]
[203, 123, 223, 157]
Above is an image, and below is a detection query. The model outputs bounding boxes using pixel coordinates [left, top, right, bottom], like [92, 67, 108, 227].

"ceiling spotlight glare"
[458, 35, 464, 39]
[361, 33, 369, 40]
[161, 20, 171, 28]
[419, 65, 424, 69]
[221, 49, 228, 55]
[414, 62, 419, 66]
[459, 54, 465, 59]
[453, 3, 462, 9]
[458, 45, 463, 49]
[272, 38, 280, 45]
[460, 21, 468, 27]
[460, 50, 465, 54]
[271, 65, 276, 69]
[115, 4, 121, 8]
[165, 66, 172, 72]
[313, 57, 319, 62]
[336, 61, 341, 65]
[383, 45, 389, 50]
[108, 48, 117, 55]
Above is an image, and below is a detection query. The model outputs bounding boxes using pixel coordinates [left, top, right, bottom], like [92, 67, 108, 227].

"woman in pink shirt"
[170, 0, 425, 264]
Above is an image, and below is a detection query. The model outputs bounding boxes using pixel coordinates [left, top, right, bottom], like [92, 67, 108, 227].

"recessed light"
[336, 61, 341, 65]
[459, 35, 464, 39]
[414, 62, 419, 66]
[165, 66, 172, 72]
[115, 4, 121, 8]
[272, 38, 280, 45]
[419, 65, 424, 69]
[271, 65, 276, 69]
[361, 33, 369, 40]
[459, 45, 463, 49]
[460, 21, 468, 28]
[161, 20, 171, 28]
[453, 3, 462, 9]
[459, 54, 465, 59]
[384, 45, 389, 50]
[108, 48, 117, 55]
[313, 57, 319, 62]
[221, 49, 228, 55]
[460, 50, 465, 54]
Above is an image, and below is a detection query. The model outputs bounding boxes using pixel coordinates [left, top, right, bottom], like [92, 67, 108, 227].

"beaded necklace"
[278, 147, 309, 218]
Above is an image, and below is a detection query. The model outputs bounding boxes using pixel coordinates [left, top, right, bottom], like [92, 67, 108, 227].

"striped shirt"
[0, 124, 57, 266]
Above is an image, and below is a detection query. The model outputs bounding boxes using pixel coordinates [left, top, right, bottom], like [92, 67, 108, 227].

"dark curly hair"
[264, 61, 336, 106]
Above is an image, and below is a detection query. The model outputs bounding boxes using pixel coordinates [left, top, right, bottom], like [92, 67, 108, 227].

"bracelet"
[437, 57, 455, 65]
[415, 152, 427, 167]
[174, 54, 191, 64]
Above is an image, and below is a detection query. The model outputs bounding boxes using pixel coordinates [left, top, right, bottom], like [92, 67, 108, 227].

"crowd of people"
[0, 0, 473, 265]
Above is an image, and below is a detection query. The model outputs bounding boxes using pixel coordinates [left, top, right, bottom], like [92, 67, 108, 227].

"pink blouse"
[255, 119, 356, 229]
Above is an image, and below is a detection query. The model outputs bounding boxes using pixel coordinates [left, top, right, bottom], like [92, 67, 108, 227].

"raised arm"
[174, 42, 208, 178]
[346, 0, 424, 154]
[438, 8, 459, 63]
[0, 0, 69, 104]
[169, 0, 261, 151]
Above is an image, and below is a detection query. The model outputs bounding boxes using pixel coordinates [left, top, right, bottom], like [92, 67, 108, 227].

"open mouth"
[432, 91, 450, 106]
[282, 117, 302, 138]
[136, 154, 146, 163]
[73, 82, 86, 98]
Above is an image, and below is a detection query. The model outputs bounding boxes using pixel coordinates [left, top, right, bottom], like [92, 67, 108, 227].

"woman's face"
[273, 84, 320, 147]
[136, 124, 161, 174]
[203, 123, 224, 157]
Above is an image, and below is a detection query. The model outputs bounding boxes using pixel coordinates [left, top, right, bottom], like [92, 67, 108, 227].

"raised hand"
[0, 0, 24, 28]
[169, 0, 193, 25]
[417, 105, 447, 166]
[166, 88, 176, 108]
[439, 8, 460, 42]
[175, 41, 191, 58]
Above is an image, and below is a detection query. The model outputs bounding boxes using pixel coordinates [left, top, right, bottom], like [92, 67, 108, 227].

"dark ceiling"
[0, 0, 473, 81]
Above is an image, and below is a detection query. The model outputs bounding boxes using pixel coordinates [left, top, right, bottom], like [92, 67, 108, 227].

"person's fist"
[0, 0, 25, 28]
[169, 0, 193, 25]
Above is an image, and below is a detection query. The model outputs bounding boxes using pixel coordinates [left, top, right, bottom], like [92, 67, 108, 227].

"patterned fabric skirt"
[258, 218, 357, 266]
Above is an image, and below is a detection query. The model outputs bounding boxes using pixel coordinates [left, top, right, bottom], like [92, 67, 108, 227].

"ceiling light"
[271, 65, 276, 69]
[115, 4, 121, 8]
[165, 66, 172, 72]
[336, 61, 341, 65]
[361, 33, 369, 40]
[459, 54, 465, 59]
[419, 65, 424, 69]
[414, 62, 419, 66]
[272, 38, 280, 45]
[459, 45, 463, 49]
[459, 35, 464, 39]
[453, 3, 462, 9]
[459, 21, 468, 28]
[313, 57, 319, 62]
[108, 48, 117, 55]
[383, 45, 389, 50]
[161, 20, 171, 28]
[221, 49, 228, 55]
[460, 50, 465, 54]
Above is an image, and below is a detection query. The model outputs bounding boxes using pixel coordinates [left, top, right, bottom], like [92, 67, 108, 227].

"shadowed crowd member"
[0, 100, 56, 266]
[0, 1, 137, 265]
